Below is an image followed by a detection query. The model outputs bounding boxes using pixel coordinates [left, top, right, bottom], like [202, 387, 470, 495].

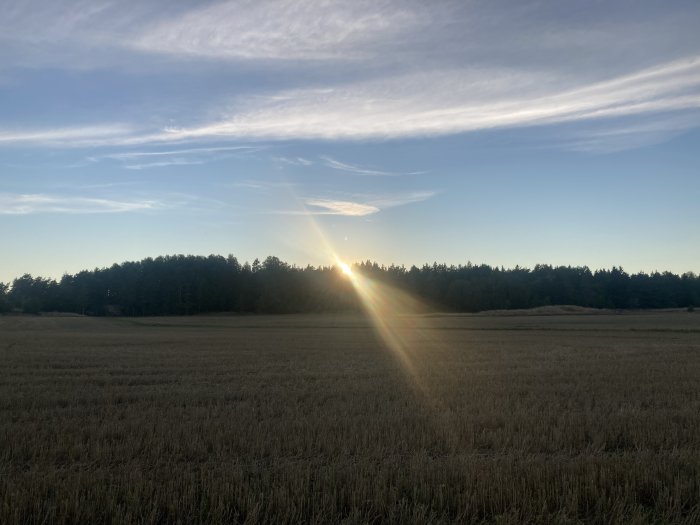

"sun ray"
[288, 192, 455, 404]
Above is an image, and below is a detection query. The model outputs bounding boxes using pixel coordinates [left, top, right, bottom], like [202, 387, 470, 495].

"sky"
[1, 0, 699, 283]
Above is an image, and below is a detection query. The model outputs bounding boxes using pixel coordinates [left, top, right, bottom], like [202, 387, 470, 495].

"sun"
[339, 261, 354, 277]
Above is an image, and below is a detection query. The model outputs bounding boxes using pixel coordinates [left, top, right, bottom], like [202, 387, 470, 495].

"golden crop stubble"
[0, 312, 699, 524]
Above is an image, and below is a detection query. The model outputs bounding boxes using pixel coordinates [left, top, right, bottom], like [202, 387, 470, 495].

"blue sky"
[1, 0, 699, 282]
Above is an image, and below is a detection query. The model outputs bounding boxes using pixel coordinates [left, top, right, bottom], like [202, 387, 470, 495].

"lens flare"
[290, 192, 454, 403]
[339, 261, 353, 277]
[287, 196, 462, 451]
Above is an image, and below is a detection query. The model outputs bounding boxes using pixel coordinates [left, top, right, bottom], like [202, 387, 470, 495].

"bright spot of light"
[339, 261, 353, 277]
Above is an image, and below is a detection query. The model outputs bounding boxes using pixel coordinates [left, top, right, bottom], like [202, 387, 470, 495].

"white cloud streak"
[122, 158, 207, 170]
[2, 55, 698, 149]
[154, 57, 700, 142]
[97, 145, 261, 160]
[131, 0, 419, 61]
[305, 199, 380, 216]
[559, 113, 700, 153]
[319, 155, 422, 176]
[0, 193, 161, 215]
[0, 124, 134, 146]
[366, 191, 437, 209]
[0, 0, 698, 152]
[274, 156, 314, 166]
[299, 190, 436, 216]
[84, 145, 264, 170]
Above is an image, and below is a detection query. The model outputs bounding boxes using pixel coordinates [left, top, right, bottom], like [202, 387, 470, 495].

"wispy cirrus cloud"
[2, 56, 699, 150]
[0, 124, 134, 146]
[557, 113, 700, 153]
[121, 158, 207, 170]
[0, 2, 698, 152]
[3, 1, 697, 74]
[274, 156, 314, 166]
[299, 190, 437, 217]
[231, 180, 297, 191]
[320, 155, 423, 176]
[0, 193, 161, 215]
[95, 145, 261, 160]
[154, 57, 700, 143]
[364, 191, 437, 209]
[305, 199, 380, 216]
[130, 0, 419, 61]
[84, 145, 263, 170]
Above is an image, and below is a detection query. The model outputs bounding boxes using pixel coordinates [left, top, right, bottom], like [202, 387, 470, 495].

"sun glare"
[339, 261, 354, 277]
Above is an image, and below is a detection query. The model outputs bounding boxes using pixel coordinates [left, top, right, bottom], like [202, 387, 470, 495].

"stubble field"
[1, 311, 700, 524]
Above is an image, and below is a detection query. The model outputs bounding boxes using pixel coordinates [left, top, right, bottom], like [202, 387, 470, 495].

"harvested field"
[1, 312, 700, 524]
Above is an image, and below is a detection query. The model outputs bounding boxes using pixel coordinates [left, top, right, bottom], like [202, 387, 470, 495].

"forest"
[1, 254, 698, 316]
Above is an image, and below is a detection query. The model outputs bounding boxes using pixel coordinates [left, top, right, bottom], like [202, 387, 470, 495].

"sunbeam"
[291, 194, 456, 403]
[342, 269, 442, 398]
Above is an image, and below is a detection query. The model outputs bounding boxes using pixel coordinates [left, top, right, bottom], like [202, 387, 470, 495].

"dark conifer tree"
[3, 255, 699, 316]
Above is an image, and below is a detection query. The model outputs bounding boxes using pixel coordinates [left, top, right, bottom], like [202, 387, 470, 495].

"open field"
[2, 311, 700, 524]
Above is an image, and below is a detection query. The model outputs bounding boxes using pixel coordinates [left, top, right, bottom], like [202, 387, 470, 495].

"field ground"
[1, 311, 700, 524]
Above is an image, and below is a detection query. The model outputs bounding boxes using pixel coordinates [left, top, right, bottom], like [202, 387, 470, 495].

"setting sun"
[339, 261, 354, 277]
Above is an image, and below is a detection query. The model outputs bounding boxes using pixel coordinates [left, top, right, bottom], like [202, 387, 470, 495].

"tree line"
[0, 254, 698, 315]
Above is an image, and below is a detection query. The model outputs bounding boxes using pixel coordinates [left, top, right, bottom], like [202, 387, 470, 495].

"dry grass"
[1, 312, 700, 524]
